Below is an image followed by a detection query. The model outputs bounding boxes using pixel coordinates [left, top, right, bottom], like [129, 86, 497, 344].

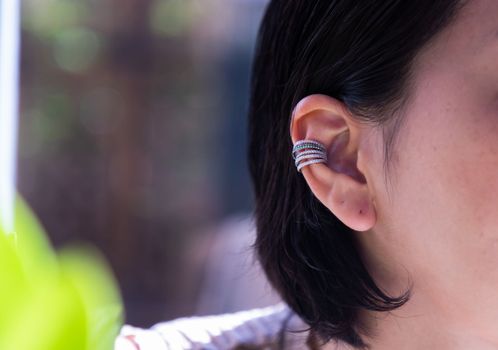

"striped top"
[114, 303, 312, 350]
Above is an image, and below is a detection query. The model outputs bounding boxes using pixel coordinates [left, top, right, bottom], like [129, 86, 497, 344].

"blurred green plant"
[149, 0, 196, 37]
[52, 27, 102, 73]
[0, 196, 123, 350]
[22, 0, 88, 39]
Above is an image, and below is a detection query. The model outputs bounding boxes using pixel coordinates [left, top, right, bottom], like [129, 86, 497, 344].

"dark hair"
[247, 1, 467, 349]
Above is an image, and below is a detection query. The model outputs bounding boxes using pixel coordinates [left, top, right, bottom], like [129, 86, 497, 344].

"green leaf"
[59, 245, 124, 350]
[0, 195, 124, 350]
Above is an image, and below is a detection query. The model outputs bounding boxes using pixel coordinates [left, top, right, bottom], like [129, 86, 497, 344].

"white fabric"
[115, 303, 310, 350]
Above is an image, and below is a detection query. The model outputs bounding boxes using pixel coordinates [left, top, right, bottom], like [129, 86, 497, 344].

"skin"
[290, 0, 498, 349]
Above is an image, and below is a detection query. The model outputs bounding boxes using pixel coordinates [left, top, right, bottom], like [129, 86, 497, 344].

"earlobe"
[290, 94, 376, 232]
[327, 173, 376, 231]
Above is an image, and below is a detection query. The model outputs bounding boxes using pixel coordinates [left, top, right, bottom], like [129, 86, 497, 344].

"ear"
[290, 94, 376, 232]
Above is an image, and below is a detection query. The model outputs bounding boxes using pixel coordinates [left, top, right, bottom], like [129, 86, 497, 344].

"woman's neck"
[335, 228, 498, 350]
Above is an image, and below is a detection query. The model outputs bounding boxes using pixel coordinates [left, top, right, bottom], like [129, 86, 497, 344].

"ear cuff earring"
[292, 139, 328, 173]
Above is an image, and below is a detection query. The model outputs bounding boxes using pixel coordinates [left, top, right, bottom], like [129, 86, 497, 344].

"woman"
[117, 0, 498, 348]
[248, 0, 498, 349]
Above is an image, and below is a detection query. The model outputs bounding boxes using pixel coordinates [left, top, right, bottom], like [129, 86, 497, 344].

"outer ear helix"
[292, 139, 328, 173]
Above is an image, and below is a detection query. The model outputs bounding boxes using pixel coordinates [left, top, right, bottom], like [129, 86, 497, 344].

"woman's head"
[246, 0, 498, 348]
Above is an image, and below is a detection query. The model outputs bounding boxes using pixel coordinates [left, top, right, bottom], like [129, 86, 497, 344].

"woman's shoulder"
[114, 303, 313, 350]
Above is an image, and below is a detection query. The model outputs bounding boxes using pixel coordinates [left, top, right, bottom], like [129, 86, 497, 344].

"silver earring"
[292, 139, 328, 173]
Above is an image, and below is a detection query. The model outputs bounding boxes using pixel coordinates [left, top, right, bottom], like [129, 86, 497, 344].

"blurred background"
[17, 0, 280, 327]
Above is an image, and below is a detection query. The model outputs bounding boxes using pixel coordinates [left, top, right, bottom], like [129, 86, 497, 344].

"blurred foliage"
[18, 0, 261, 326]
[23, 0, 89, 39]
[23, 0, 101, 73]
[0, 196, 123, 350]
[149, 0, 199, 37]
[23, 0, 202, 39]
[52, 27, 102, 73]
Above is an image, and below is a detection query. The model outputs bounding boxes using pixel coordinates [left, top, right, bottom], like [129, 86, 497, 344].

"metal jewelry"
[292, 139, 328, 173]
